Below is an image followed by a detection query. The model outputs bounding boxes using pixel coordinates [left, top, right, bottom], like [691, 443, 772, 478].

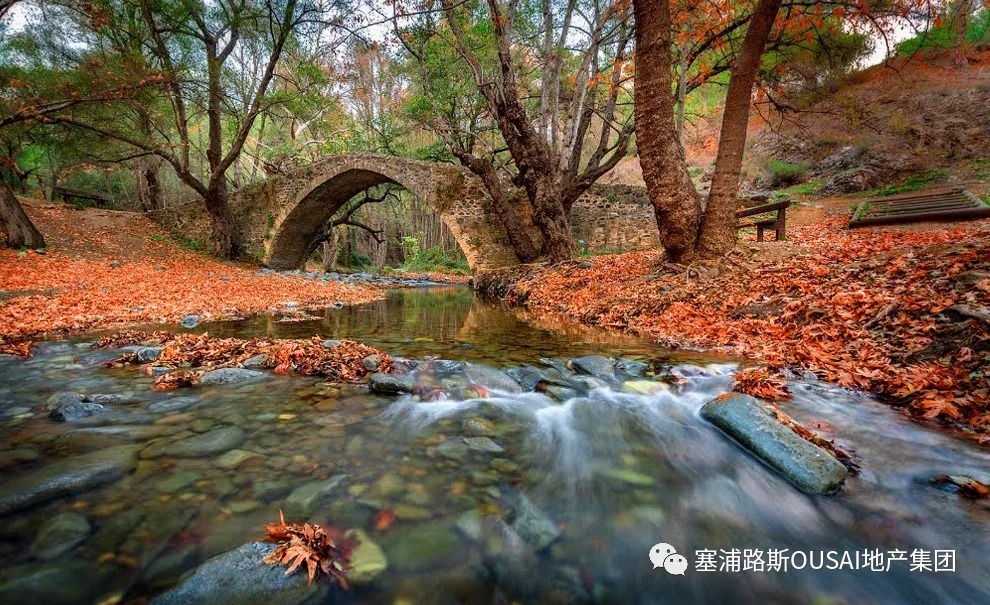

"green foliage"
[767, 161, 811, 187]
[861, 169, 948, 196]
[402, 246, 470, 275]
[773, 181, 822, 199]
[896, 11, 990, 56]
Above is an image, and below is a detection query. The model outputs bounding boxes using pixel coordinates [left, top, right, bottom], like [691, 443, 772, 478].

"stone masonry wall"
[149, 154, 659, 270]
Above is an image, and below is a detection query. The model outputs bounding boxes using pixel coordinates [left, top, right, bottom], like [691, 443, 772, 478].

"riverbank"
[0, 199, 385, 342]
[477, 209, 990, 442]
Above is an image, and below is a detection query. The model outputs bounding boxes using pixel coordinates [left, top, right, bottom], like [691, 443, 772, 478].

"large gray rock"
[150, 542, 329, 605]
[30, 511, 91, 560]
[700, 393, 848, 494]
[0, 446, 138, 514]
[164, 427, 245, 458]
[137, 346, 165, 363]
[46, 392, 85, 409]
[368, 373, 414, 395]
[284, 475, 348, 519]
[199, 368, 263, 385]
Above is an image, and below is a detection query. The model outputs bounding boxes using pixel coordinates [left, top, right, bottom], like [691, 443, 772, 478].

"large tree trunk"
[453, 150, 540, 263]
[632, 0, 701, 263]
[1, 183, 45, 249]
[952, 0, 973, 68]
[697, 0, 782, 257]
[204, 183, 240, 259]
[135, 158, 163, 212]
[530, 176, 575, 263]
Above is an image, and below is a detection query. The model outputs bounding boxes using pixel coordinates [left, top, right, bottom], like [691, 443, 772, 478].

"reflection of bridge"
[155, 153, 659, 271]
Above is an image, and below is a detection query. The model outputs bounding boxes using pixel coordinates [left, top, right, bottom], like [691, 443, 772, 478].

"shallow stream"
[0, 286, 988, 604]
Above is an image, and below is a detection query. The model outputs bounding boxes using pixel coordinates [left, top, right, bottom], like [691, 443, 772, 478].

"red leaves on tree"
[263, 510, 356, 588]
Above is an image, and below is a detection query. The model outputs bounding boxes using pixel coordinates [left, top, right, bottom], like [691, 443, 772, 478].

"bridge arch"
[264, 154, 520, 272]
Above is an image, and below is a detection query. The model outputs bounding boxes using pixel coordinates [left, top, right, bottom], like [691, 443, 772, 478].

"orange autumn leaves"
[263, 511, 356, 588]
[98, 331, 392, 386]
[0, 204, 382, 341]
[507, 216, 990, 441]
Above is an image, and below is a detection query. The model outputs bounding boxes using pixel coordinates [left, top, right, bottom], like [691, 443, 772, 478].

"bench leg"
[756, 225, 765, 242]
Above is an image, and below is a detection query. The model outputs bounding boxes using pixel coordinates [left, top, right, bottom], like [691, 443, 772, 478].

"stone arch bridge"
[155, 153, 659, 272]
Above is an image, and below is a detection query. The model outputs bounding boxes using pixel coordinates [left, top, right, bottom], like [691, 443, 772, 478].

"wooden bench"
[736, 200, 789, 242]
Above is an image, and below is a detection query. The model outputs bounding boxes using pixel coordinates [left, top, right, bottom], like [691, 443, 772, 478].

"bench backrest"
[736, 200, 790, 219]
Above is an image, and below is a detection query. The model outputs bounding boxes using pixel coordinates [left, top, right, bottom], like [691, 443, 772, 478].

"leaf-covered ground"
[490, 213, 990, 441]
[0, 200, 382, 340]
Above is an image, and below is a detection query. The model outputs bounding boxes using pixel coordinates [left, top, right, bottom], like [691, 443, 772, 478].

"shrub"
[768, 161, 811, 187]
[402, 246, 470, 275]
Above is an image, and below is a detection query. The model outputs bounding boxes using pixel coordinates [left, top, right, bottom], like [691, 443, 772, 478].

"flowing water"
[0, 286, 988, 604]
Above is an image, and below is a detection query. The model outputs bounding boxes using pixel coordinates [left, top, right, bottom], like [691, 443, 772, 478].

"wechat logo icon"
[650, 542, 688, 575]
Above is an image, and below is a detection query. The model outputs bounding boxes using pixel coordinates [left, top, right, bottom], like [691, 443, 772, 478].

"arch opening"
[266, 167, 475, 272]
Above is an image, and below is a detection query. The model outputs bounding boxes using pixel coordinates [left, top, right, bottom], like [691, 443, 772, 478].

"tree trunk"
[453, 150, 540, 263]
[952, 0, 972, 68]
[530, 176, 575, 263]
[204, 183, 239, 259]
[135, 158, 163, 212]
[1, 183, 45, 249]
[697, 0, 783, 257]
[632, 0, 701, 263]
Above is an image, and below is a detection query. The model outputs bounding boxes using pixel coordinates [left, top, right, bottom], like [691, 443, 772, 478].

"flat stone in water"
[150, 542, 328, 605]
[46, 392, 84, 409]
[137, 346, 164, 363]
[621, 380, 669, 395]
[284, 475, 348, 518]
[700, 393, 848, 495]
[380, 523, 461, 573]
[0, 559, 104, 605]
[199, 368, 263, 385]
[601, 467, 655, 486]
[436, 439, 470, 461]
[464, 436, 504, 453]
[348, 529, 388, 585]
[0, 445, 138, 514]
[159, 470, 202, 493]
[163, 427, 245, 458]
[214, 449, 263, 469]
[29, 511, 90, 560]
[149, 396, 200, 413]
[571, 356, 615, 381]
[368, 373, 414, 394]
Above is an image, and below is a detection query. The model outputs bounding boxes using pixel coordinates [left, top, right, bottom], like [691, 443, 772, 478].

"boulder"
[0, 446, 138, 514]
[29, 512, 91, 560]
[700, 393, 848, 495]
[362, 355, 382, 372]
[241, 354, 269, 369]
[464, 364, 522, 393]
[150, 542, 329, 605]
[199, 368, 263, 385]
[46, 391, 85, 409]
[149, 396, 200, 413]
[0, 559, 104, 605]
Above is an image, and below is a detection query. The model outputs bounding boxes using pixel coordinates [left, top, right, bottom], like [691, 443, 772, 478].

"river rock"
[464, 436, 504, 453]
[149, 395, 201, 413]
[284, 475, 348, 518]
[137, 346, 164, 363]
[465, 364, 522, 393]
[49, 400, 107, 422]
[0, 445, 138, 514]
[507, 492, 559, 551]
[164, 427, 245, 457]
[180, 315, 199, 329]
[214, 449, 263, 469]
[46, 391, 85, 409]
[362, 355, 382, 371]
[29, 512, 91, 560]
[241, 354, 269, 368]
[150, 542, 328, 605]
[0, 559, 104, 605]
[436, 439, 470, 461]
[86, 393, 133, 405]
[380, 523, 461, 572]
[159, 470, 202, 493]
[199, 368, 263, 385]
[571, 356, 615, 381]
[621, 380, 668, 395]
[348, 529, 388, 585]
[368, 373, 414, 394]
[615, 358, 650, 377]
[700, 393, 848, 494]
